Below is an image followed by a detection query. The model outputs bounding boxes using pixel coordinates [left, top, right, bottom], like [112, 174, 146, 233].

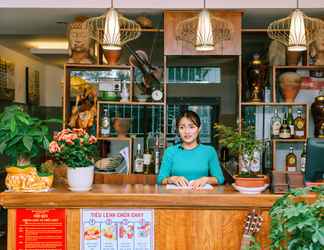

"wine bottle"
[279, 113, 291, 139]
[134, 143, 144, 174]
[286, 146, 297, 172]
[300, 143, 306, 173]
[154, 135, 160, 175]
[287, 107, 294, 137]
[271, 108, 281, 139]
[294, 110, 306, 139]
[101, 108, 110, 137]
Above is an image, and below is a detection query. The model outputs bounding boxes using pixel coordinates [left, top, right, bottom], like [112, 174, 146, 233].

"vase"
[279, 72, 302, 102]
[5, 166, 53, 191]
[286, 51, 302, 66]
[67, 165, 94, 192]
[103, 49, 121, 65]
[311, 95, 324, 138]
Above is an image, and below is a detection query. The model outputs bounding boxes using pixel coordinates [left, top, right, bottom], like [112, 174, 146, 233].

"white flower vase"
[67, 165, 94, 192]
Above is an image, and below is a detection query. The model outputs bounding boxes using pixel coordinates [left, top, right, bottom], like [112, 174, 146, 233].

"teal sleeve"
[209, 147, 225, 184]
[157, 147, 173, 184]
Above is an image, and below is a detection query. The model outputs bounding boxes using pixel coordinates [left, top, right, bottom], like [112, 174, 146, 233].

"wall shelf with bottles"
[241, 102, 308, 106]
[63, 63, 167, 177]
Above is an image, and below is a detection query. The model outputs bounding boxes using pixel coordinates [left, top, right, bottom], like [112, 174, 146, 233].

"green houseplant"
[214, 124, 267, 187]
[48, 128, 98, 191]
[0, 105, 61, 191]
[269, 186, 324, 250]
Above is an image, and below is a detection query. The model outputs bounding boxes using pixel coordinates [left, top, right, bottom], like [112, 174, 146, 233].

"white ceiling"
[0, 8, 323, 67]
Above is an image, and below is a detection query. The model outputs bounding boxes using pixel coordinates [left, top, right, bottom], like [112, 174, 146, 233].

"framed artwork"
[0, 57, 15, 101]
[26, 67, 40, 105]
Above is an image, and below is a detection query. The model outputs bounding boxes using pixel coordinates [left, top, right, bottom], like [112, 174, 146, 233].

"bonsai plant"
[48, 128, 98, 191]
[269, 186, 324, 250]
[0, 105, 61, 191]
[214, 124, 267, 187]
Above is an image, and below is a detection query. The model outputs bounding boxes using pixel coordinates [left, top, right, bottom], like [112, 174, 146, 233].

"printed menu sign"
[16, 208, 66, 250]
[81, 209, 154, 250]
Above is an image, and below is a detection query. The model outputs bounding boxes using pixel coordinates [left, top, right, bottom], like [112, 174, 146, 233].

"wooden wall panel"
[164, 11, 242, 55]
[94, 173, 156, 185]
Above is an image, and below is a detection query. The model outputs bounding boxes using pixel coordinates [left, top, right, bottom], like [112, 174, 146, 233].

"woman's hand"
[168, 176, 189, 187]
[189, 177, 209, 190]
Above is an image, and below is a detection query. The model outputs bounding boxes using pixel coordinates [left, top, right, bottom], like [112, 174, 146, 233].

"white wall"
[0, 44, 63, 106]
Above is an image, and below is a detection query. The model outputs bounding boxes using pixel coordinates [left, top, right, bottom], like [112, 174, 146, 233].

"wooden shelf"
[65, 63, 132, 69]
[97, 137, 132, 141]
[98, 100, 164, 106]
[274, 65, 324, 70]
[272, 138, 307, 143]
[241, 102, 307, 106]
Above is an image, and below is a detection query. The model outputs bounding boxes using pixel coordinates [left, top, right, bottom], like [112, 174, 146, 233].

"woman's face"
[178, 117, 200, 145]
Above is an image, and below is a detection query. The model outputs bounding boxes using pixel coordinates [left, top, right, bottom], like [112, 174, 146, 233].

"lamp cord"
[203, 0, 206, 9]
[111, 0, 113, 8]
[297, 0, 299, 9]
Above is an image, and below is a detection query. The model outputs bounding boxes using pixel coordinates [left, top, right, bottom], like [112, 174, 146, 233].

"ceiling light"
[86, 0, 141, 51]
[176, 0, 233, 51]
[267, 0, 324, 51]
[26, 41, 68, 50]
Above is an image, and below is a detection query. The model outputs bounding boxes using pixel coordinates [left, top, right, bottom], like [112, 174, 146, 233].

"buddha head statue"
[67, 16, 93, 64]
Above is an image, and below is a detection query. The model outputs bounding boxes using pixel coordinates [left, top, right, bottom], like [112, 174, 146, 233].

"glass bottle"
[134, 143, 144, 174]
[300, 143, 307, 173]
[279, 113, 291, 139]
[263, 140, 272, 175]
[286, 146, 297, 172]
[101, 108, 110, 137]
[287, 107, 295, 137]
[154, 135, 160, 175]
[143, 138, 153, 174]
[271, 108, 281, 139]
[294, 110, 306, 139]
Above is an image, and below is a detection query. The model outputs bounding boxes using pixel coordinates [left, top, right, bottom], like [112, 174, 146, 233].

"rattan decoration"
[267, 10, 324, 48]
[86, 10, 141, 49]
[176, 12, 234, 50]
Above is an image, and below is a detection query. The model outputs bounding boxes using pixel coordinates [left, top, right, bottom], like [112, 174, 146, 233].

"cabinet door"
[164, 11, 242, 56]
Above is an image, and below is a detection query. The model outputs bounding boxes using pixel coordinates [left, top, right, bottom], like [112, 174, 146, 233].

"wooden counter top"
[0, 184, 295, 209]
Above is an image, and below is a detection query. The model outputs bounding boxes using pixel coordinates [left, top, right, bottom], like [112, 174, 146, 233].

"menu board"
[81, 209, 154, 250]
[16, 208, 66, 250]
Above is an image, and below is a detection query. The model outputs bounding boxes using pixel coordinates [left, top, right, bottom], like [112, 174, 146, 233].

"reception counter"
[0, 184, 315, 250]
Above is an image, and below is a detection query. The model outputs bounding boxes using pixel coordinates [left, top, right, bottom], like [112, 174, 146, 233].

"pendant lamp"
[176, 0, 233, 51]
[267, 0, 324, 51]
[86, 0, 141, 50]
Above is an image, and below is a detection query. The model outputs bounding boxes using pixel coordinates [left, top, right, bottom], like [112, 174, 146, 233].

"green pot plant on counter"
[214, 124, 267, 188]
[48, 128, 98, 192]
[269, 186, 324, 250]
[0, 105, 61, 191]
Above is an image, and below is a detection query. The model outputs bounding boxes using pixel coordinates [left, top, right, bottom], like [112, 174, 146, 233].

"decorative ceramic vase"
[247, 54, 267, 102]
[103, 49, 122, 65]
[311, 95, 324, 138]
[279, 72, 302, 102]
[5, 166, 53, 191]
[113, 117, 131, 138]
[67, 165, 94, 192]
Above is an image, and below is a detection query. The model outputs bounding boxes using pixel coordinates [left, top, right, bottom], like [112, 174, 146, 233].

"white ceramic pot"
[67, 165, 94, 192]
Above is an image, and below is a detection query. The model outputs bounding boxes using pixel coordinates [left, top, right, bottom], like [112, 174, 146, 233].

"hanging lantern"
[103, 8, 121, 50]
[196, 10, 214, 51]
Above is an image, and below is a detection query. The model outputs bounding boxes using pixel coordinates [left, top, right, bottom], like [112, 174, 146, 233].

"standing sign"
[81, 209, 154, 250]
[16, 208, 66, 250]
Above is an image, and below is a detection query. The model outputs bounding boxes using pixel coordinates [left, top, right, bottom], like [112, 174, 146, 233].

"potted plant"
[48, 128, 97, 191]
[269, 186, 324, 249]
[214, 124, 267, 188]
[0, 105, 61, 191]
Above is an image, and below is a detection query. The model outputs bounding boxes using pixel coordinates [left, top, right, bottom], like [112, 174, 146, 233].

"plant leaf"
[22, 135, 33, 151]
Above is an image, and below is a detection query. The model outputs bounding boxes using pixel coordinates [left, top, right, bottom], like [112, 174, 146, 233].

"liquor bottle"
[154, 135, 160, 175]
[294, 110, 306, 139]
[134, 143, 144, 174]
[271, 108, 281, 139]
[143, 138, 153, 174]
[287, 107, 295, 137]
[279, 113, 291, 139]
[101, 108, 110, 137]
[263, 140, 272, 175]
[286, 146, 297, 172]
[300, 143, 307, 173]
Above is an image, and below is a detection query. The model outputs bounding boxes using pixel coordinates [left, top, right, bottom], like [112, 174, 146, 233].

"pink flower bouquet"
[48, 128, 97, 168]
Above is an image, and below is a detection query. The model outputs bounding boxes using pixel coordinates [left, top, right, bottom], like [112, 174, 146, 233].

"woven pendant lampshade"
[86, 1, 141, 50]
[267, 1, 324, 51]
[176, 1, 233, 51]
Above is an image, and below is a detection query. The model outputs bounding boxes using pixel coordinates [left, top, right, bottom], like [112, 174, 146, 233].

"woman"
[157, 111, 224, 189]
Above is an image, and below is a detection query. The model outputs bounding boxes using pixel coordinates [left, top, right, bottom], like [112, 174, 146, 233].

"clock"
[152, 89, 163, 101]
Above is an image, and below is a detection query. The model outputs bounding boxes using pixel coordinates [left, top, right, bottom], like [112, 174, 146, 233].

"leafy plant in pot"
[48, 128, 97, 191]
[269, 186, 324, 250]
[0, 105, 61, 191]
[214, 124, 267, 188]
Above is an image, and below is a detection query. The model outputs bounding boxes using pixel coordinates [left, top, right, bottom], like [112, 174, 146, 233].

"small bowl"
[136, 94, 150, 102]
